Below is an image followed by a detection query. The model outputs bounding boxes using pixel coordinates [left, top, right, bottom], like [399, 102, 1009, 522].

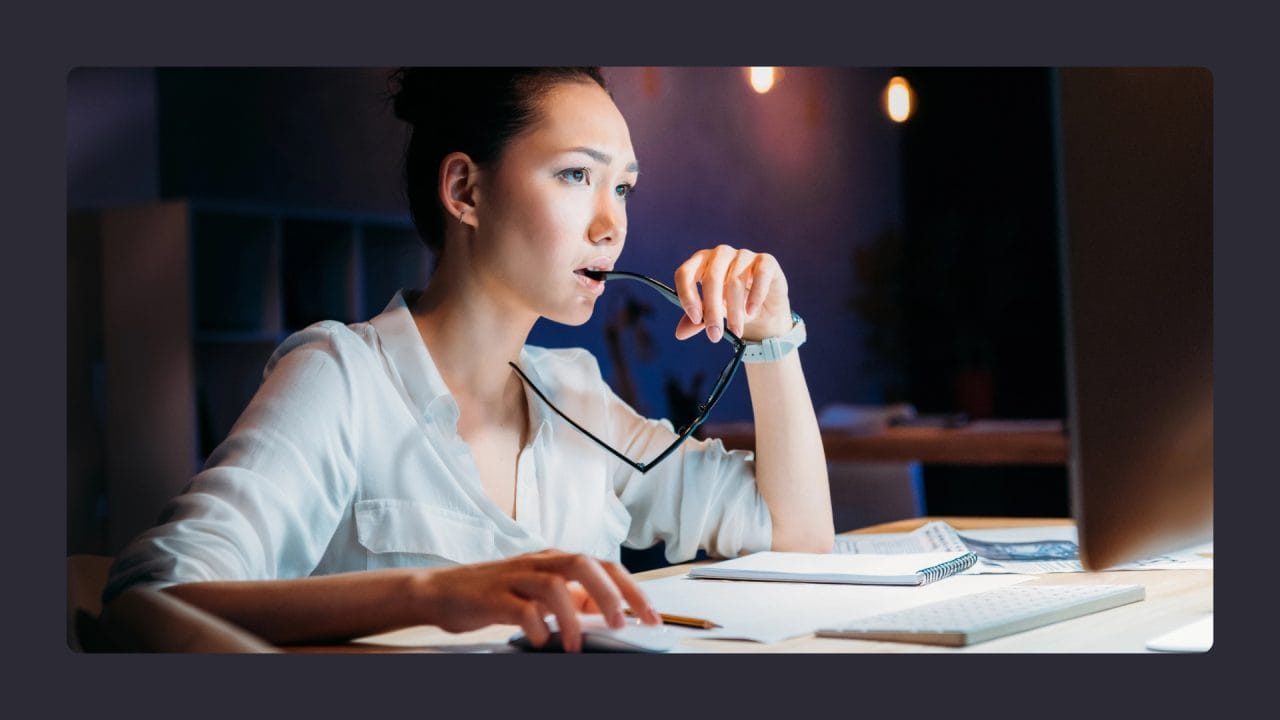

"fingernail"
[708, 324, 722, 343]
[611, 610, 626, 628]
[686, 305, 702, 325]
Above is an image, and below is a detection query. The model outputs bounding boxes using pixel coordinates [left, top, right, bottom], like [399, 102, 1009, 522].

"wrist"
[741, 311, 806, 364]
[744, 305, 795, 341]
[402, 568, 443, 626]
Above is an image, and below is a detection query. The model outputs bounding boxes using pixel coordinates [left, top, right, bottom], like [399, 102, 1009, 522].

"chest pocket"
[354, 499, 497, 567]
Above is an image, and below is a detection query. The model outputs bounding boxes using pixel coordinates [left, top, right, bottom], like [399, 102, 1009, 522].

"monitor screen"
[1053, 68, 1213, 570]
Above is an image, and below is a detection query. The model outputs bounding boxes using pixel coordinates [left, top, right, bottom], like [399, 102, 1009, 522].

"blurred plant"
[603, 292, 656, 416]
[602, 289, 708, 434]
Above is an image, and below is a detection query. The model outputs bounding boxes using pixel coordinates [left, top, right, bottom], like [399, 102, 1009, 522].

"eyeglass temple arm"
[583, 270, 743, 346]
[508, 361, 652, 473]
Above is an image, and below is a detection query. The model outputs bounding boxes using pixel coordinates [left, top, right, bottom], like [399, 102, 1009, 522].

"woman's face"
[471, 80, 639, 326]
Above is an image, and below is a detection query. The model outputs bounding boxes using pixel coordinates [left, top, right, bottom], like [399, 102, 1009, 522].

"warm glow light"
[884, 76, 914, 122]
[749, 67, 777, 94]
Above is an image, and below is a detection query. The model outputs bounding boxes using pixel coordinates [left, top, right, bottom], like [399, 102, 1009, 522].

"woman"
[103, 67, 833, 651]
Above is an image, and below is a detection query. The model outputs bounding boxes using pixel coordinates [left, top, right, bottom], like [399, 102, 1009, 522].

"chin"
[546, 299, 596, 327]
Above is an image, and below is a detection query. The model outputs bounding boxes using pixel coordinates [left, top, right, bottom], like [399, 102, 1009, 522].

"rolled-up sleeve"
[102, 323, 363, 605]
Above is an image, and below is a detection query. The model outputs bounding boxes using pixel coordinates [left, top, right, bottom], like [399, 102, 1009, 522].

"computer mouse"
[508, 615, 679, 653]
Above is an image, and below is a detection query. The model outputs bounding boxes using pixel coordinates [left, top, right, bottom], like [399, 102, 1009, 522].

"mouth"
[573, 259, 614, 295]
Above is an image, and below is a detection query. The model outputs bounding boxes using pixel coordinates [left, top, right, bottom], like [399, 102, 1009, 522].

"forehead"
[516, 80, 636, 165]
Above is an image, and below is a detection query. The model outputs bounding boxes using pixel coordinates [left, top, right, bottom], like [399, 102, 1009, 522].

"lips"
[574, 258, 614, 295]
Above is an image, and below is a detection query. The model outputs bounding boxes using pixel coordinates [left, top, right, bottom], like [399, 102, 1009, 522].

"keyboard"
[816, 584, 1145, 647]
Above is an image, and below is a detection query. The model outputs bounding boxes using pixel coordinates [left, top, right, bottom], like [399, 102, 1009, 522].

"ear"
[438, 152, 479, 228]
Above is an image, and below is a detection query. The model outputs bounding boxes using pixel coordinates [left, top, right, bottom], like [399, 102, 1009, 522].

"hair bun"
[390, 67, 442, 127]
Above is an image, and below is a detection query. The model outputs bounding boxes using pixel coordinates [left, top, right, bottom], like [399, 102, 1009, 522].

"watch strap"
[741, 312, 806, 363]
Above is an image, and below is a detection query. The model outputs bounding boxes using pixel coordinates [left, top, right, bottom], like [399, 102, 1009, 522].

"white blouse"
[104, 291, 772, 603]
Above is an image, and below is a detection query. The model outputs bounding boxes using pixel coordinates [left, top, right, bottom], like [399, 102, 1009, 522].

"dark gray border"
[16, 0, 1270, 713]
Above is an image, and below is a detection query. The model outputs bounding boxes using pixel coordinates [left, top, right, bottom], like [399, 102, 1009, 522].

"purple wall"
[67, 66, 904, 422]
[575, 67, 904, 420]
[66, 68, 160, 208]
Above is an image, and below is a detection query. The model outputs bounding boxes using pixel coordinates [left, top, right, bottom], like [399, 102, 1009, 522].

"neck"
[410, 252, 537, 409]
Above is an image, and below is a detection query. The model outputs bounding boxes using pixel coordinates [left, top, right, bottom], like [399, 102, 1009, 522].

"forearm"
[160, 550, 660, 652]
[744, 351, 835, 552]
[163, 569, 425, 646]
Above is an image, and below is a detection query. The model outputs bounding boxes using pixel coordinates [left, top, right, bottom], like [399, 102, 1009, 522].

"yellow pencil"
[625, 608, 722, 629]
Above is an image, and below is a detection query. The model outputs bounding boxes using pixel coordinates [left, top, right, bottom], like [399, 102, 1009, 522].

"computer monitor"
[1053, 67, 1213, 571]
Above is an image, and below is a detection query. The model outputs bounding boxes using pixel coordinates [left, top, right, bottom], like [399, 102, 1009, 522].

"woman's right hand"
[414, 549, 661, 653]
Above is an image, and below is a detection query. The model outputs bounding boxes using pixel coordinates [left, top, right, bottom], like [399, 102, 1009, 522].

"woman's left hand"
[673, 245, 793, 343]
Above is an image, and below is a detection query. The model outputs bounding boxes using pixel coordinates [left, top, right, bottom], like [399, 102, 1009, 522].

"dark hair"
[388, 67, 608, 256]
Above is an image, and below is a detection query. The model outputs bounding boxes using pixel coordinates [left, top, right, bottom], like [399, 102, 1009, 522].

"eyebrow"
[568, 146, 640, 174]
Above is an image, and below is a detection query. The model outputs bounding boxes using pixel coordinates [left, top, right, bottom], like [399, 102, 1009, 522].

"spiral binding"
[919, 551, 979, 584]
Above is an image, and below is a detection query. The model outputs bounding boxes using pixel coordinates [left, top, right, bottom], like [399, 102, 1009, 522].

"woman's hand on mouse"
[413, 549, 661, 653]
[673, 244, 793, 344]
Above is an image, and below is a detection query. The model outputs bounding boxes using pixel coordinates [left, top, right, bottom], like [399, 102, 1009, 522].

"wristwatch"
[741, 311, 806, 363]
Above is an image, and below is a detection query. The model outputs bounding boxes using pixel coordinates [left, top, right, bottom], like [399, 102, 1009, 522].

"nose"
[587, 193, 626, 247]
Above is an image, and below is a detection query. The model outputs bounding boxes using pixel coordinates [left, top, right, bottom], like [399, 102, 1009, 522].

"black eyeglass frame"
[509, 270, 746, 474]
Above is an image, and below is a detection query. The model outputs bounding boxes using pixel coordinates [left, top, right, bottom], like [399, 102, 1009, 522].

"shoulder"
[522, 344, 605, 384]
[265, 320, 381, 381]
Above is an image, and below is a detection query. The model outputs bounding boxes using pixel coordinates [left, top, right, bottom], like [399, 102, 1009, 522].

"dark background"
[67, 66, 1069, 557]
[894, 68, 1066, 518]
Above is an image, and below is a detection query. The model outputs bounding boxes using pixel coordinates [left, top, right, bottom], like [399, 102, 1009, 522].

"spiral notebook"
[687, 550, 978, 586]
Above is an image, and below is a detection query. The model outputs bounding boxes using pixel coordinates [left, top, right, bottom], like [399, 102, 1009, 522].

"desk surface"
[285, 517, 1211, 654]
[702, 421, 1068, 466]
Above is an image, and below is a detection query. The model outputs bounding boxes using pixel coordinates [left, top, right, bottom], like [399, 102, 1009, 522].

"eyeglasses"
[508, 270, 746, 474]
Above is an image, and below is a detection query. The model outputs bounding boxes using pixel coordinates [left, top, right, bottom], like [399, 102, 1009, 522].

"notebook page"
[690, 551, 974, 582]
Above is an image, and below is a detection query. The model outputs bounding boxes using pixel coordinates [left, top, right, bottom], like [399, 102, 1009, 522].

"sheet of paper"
[1145, 614, 1213, 652]
[353, 623, 519, 651]
[353, 616, 714, 652]
[834, 521, 1213, 573]
[835, 521, 970, 554]
[639, 572, 1030, 644]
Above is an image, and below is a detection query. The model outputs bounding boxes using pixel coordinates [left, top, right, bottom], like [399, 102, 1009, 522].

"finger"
[597, 560, 662, 626]
[511, 594, 553, 649]
[725, 249, 757, 338]
[745, 254, 778, 319]
[567, 581, 598, 613]
[698, 245, 736, 343]
[535, 553, 627, 629]
[674, 314, 703, 341]
[673, 251, 708, 326]
[515, 571, 583, 653]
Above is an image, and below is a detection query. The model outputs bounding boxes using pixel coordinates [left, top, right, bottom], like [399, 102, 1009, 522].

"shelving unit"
[68, 199, 428, 552]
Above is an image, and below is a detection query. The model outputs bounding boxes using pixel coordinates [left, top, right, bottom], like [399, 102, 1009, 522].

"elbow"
[770, 524, 836, 554]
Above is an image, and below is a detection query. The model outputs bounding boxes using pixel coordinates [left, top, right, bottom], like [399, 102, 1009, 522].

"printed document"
[833, 521, 1213, 573]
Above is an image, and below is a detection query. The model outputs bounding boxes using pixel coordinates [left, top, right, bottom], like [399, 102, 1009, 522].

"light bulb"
[884, 76, 914, 122]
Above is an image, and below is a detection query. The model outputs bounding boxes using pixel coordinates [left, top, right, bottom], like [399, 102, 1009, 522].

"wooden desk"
[701, 420, 1068, 465]
[285, 516, 1211, 654]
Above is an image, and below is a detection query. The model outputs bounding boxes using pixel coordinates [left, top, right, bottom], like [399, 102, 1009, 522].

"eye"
[614, 183, 636, 199]
[557, 167, 589, 184]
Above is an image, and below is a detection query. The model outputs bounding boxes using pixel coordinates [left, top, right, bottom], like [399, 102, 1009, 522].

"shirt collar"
[368, 290, 555, 445]
[514, 347, 557, 448]
[368, 290, 459, 429]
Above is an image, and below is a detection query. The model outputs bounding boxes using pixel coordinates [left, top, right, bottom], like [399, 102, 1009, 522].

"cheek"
[500, 183, 578, 241]
[543, 194, 589, 239]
